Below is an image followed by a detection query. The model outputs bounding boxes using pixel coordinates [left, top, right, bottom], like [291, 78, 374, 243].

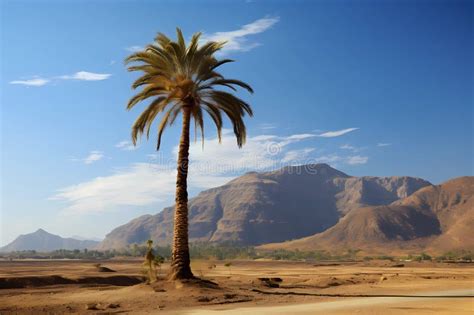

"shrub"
[143, 240, 160, 283]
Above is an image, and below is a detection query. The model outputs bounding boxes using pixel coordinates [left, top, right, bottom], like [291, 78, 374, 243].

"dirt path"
[178, 289, 474, 315]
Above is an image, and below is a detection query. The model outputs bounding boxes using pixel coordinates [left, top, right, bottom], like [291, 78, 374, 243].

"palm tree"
[125, 29, 253, 280]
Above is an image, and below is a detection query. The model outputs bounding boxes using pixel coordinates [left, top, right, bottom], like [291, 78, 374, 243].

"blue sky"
[1, 0, 472, 245]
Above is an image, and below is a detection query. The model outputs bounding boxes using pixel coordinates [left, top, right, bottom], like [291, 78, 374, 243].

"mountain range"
[0, 229, 99, 252]
[97, 164, 436, 251]
[260, 176, 473, 254]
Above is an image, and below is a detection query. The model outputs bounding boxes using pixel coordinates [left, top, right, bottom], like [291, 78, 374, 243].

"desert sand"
[0, 259, 473, 314]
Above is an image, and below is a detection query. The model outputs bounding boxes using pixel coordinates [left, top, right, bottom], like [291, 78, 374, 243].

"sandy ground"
[0, 259, 472, 314]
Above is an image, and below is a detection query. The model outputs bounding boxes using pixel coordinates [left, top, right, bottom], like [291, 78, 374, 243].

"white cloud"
[11, 71, 110, 87]
[51, 162, 236, 215]
[340, 144, 356, 151]
[83, 151, 104, 164]
[318, 128, 359, 138]
[251, 135, 279, 141]
[125, 16, 278, 56]
[347, 155, 368, 165]
[51, 163, 175, 215]
[377, 143, 392, 147]
[59, 71, 111, 81]
[9, 78, 50, 86]
[314, 154, 343, 164]
[339, 144, 364, 153]
[310, 154, 368, 166]
[201, 16, 279, 54]
[181, 132, 318, 174]
[281, 148, 315, 164]
[115, 140, 139, 151]
[184, 135, 279, 173]
[285, 133, 315, 141]
[125, 45, 144, 52]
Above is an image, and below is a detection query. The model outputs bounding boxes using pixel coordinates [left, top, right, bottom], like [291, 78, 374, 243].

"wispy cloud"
[83, 151, 105, 164]
[115, 140, 139, 151]
[202, 16, 279, 54]
[51, 163, 176, 215]
[59, 71, 111, 81]
[377, 143, 392, 147]
[10, 71, 111, 87]
[339, 144, 365, 153]
[313, 154, 344, 164]
[281, 148, 315, 164]
[318, 128, 359, 138]
[181, 130, 316, 174]
[340, 144, 355, 151]
[125, 45, 144, 52]
[285, 134, 315, 141]
[71, 151, 105, 165]
[52, 162, 238, 215]
[124, 16, 278, 56]
[9, 78, 50, 87]
[347, 155, 368, 165]
[311, 154, 368, 166]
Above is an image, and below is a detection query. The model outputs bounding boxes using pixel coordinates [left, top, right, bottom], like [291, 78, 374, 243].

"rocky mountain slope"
[260, 177, 473, 254]
[97, 164, 430, 249]
[0, 229, 99, 252]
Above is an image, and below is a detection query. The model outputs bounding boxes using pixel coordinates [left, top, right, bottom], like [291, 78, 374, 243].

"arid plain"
[0, 259, 472, 314]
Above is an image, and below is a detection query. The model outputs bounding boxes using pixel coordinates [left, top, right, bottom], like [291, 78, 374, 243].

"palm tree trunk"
[169, 106, 194, 280]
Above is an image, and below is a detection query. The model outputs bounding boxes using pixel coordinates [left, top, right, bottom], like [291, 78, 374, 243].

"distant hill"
[97, 164, 430, 249]
[260, 177, 474, 254]
[0, 229, 99, 252]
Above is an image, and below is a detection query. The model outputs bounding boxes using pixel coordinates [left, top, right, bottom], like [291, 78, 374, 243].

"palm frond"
[132, 72, 168, 89]
[125, 29, 253, 151]
[168, 103, 183, 126]
[207, 90, 253, 116]
[156, 103, 180, 150]
[209, 59, 234, 72]
[154, 32, 171, 48]
[125, 51, 164, 67]
[176, 28, 186, 53]
[202, 102, 223, 143]
[131, 97, 169, 144]
[127, 86, 167, 110]
[204, 79, 254, 93]
[127, 65, 158, 73]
